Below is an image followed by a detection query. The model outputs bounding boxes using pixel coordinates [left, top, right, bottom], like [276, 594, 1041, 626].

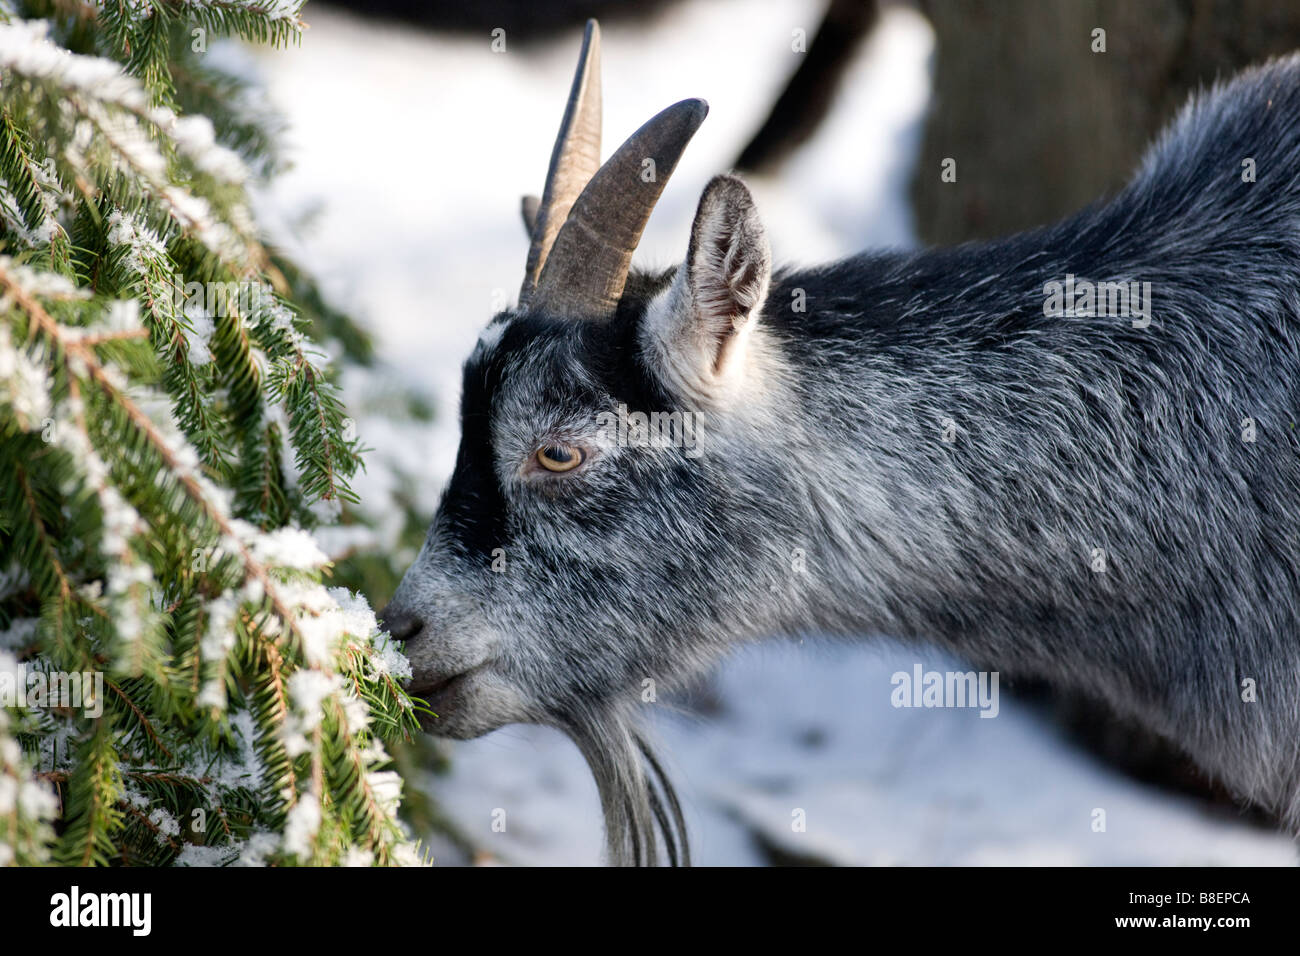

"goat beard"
[558, 700, 690, 866]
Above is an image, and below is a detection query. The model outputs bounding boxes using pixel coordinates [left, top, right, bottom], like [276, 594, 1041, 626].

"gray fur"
[384, 55, 1300, 864]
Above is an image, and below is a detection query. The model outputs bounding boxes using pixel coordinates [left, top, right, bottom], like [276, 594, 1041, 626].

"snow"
[366, 769, 404, 816]
[343, 846, 374, 867]
[158, 185, 240, 261]
[0, 20, 145, 110]
[0, 259, 84, 300]
[322, 588, 412, 680]
[209, 707, 265, 791]
[175, 843, 237, 867]
[0, 711, 58, 820]
[421, 642, 1297, 867]
[281, 790, 321, 858]
[148, 807, 180, 845]
[256, 4, 1299, 865]
[0, 322, 51, 428]
[107, 209, 163, 256]
[200, 592, 239, 662]
[0, 618, 38, 652]
[0, 153, 65, 247]
[287, 670, 340, 728]
[169, 115, 250, 185]
[181, 307, 215, 367]
[228, 0, 303, 24]
[245, 524, 329, 571]
[233, 830, 279, 867]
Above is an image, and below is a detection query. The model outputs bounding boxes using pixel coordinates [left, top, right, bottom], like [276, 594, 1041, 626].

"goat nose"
[379, 603, 425, 643]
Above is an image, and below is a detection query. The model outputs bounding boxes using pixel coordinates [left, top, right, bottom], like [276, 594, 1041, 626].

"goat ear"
[644, 175, 771, 399]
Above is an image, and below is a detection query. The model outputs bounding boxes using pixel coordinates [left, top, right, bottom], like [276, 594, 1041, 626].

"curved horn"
[530, 98, 708, 321]
[520, 194, 540, 237]
[519, 19, 602, 306]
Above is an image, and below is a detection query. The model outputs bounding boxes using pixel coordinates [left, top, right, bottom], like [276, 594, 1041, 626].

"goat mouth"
[407, 666, 481, 705]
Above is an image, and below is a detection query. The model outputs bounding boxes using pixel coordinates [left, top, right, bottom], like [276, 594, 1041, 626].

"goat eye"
[536, 444, 584, 473]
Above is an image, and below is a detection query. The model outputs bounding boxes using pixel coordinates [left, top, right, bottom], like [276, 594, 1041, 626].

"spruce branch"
[0, 4, 425, 868]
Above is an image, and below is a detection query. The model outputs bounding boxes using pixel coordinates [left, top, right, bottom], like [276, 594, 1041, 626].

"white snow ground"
[253, 2, 1298, 865]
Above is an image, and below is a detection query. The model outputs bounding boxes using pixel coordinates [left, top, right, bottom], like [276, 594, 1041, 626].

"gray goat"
[383, 20, 1300, 865]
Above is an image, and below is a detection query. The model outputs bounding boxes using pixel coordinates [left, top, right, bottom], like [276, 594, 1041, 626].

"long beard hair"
[560, 701, 690, 866]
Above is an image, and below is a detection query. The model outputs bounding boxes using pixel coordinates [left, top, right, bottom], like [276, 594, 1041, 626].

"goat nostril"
[379, 605, 425, 644]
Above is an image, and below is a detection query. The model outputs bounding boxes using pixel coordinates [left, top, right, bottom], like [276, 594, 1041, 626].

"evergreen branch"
[55, 721, 124, 867]
[119, 801, 182, 852]
[1, 261, 312, 649]
[11, 459, 73, 603]
[62, 94, 258, 272]
[76, 327, 150, 346]
[326, 696, 400, 859]
[108, 216, 232, 471]
[0, 10, 424, 867]
[105, 677, 173, 760]
[0, 108, 70, 267]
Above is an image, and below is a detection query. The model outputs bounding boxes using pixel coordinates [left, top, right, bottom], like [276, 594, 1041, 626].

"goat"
[382, 19, 1300, 865]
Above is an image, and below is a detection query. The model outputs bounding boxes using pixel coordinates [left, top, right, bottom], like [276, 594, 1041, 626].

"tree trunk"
[912, 0, 1300, 244]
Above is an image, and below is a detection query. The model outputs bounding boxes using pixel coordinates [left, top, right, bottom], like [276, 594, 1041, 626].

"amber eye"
[536, 444, 584, 473]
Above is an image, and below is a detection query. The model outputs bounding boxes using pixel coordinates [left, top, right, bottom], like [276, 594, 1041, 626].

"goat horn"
[530, 97, 708, 321]
[519, 19, 602, 306]
[520, 194, 540, 237]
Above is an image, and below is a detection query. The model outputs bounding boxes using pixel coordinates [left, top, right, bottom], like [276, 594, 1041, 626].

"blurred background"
[240, 0, 1300, 864]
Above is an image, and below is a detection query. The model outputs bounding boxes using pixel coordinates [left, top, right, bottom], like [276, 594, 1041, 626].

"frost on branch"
[0, 3, 425, 866]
